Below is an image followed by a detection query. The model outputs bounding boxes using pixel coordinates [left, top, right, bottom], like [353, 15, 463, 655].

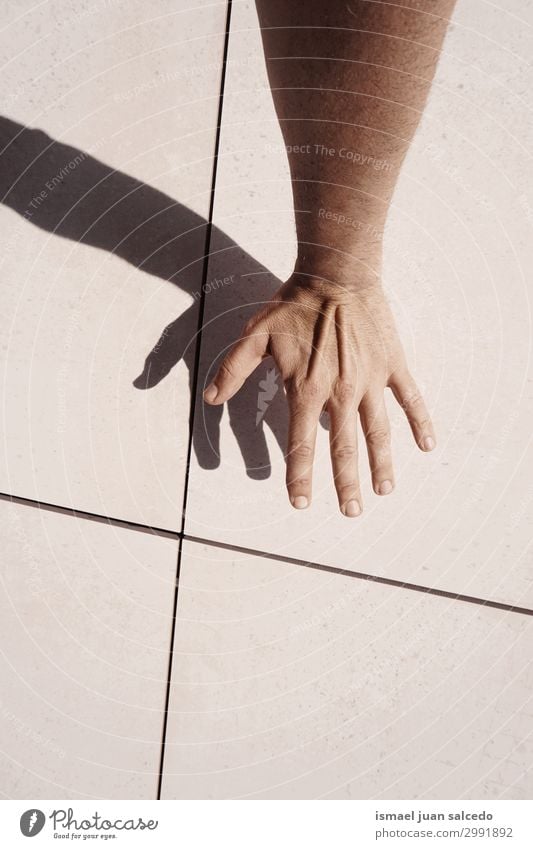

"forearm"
[256, 0, 456, 292]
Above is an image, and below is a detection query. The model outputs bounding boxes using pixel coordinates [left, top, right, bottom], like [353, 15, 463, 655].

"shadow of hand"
[0, 115, 292, 478]
[133, 232, 290, 479]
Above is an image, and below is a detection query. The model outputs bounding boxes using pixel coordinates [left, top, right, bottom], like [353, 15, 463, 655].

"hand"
[203, 274, 436, 516]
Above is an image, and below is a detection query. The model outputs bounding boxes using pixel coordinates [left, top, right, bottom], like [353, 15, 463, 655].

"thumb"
[203, 327, 269, 405]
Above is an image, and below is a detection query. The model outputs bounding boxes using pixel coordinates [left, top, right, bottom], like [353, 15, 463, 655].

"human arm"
[204, 0, 456, 515]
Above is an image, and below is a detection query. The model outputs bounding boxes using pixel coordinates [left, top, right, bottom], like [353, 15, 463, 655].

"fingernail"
[422, 436, 435, 451]
[204, 383, 218, 403]
[344, 499, 361, 517]
[378, 480, 393, 495]
[292, 495, 308, 510]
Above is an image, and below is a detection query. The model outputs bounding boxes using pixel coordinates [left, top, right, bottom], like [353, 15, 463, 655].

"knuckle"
[331, 444, 357, 461]
[219, 360, 238, 381]
[332, 378, 355, 403]
[287, 477, 310, 488]
[287, 442, 314, 461]
[365, 428, 391, 450]
[335, 480, 359, 494]
[292, 377, 323, 402]
[401, 390, 423, 412]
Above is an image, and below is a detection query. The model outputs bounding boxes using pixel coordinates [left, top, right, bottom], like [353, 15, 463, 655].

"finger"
[204, 326, 269, 405]
[389, 367, 436, 451]
[359, 391, 394, 495]
[285, 383, 324, 509]
[328, 385, 362, 517]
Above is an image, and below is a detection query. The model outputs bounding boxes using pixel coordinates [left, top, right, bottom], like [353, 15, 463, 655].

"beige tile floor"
[161, 541, 533, 800]
[0, 499, 178, 798]
[1, 0, 532, 799]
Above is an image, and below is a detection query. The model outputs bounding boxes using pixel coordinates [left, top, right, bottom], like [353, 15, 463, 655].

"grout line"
[156, 0, 234, 801]
[0, 491, 179, 539]
[2, 488, 532, 619]
[183, 534, 533, 619]
[3, 488, 532, 619]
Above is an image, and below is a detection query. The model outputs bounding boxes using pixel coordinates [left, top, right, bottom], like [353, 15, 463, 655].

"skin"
[204, 0, 456, 516]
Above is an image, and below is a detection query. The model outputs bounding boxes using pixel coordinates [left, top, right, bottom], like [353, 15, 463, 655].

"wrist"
[280, 270, 384, 311]
[293, 241, 383, 300]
